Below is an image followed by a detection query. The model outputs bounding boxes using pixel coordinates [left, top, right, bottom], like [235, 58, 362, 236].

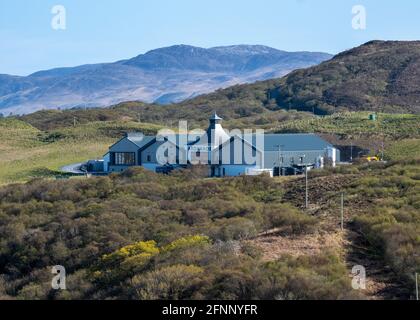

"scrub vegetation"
[1, 39, 419, 300]
[0, 159, 418, 299]
[0, 168, 359, 300]
[0, 107, 419, 300]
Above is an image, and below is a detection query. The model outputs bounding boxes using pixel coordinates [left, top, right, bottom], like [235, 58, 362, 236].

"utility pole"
[381, 138, 385, 161]
[416, 272, 419, 301]
[350, 142, 353, 163]
[305, 165, 309, 209]
[274, 145, 284, 176]
[341, 192, 344, 231]
[278, 145, 281, 166]
[73, 116, 77, 127]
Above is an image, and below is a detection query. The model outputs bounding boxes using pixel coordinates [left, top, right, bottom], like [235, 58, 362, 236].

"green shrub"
[263, 203, 317, 234]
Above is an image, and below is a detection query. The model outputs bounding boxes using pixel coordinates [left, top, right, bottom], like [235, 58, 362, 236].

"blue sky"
[1, 0, 420, 75]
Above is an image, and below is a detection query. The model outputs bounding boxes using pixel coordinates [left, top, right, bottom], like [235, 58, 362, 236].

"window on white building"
[114, 152, 135, 165]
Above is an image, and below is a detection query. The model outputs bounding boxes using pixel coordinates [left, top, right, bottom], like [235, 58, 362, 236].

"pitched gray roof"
[128, 136, 155, 148]
[138, 134, 193, 151]
[119, 133, 332, 153]
[258, 134, 333, 152]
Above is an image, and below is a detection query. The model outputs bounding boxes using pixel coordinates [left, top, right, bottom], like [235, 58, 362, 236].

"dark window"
[196, 151, 201, 157]
[114, 152, 135, 165]
[147, 155, 152, 162]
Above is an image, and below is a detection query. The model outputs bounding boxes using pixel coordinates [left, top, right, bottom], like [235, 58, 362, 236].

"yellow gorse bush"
[102, 240, 159, 264]
[100, 236, 211, 268]
[162, 235, 211, 252]
[102, 235, 210, 262]
[93, 235, 211, 284]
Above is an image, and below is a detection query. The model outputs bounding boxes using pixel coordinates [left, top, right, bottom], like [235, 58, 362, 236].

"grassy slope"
[2, 112, 419, 184]
[270, 41, 420, 114]
[20, 103, 309, 131]
[273, 112, 420, 158]
[0, 119, 162, 185]
[385, 139, 420, 160]
[273, 112, 420, 138]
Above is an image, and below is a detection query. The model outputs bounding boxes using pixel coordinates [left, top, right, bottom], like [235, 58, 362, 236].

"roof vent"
[126, 132, 144, 139]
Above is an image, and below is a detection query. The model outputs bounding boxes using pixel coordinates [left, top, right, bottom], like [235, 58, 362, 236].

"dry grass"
[0, 119, 119, 185]
[0, 118, 165, 185]
[247, 230, 346, 261]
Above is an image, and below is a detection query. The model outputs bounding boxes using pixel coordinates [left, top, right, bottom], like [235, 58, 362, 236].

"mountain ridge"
[0, 44, 332, 115]
[167, 40, 420, 116]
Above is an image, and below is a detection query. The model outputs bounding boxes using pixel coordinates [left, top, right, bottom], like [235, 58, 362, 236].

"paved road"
[60, 162, 86, 174]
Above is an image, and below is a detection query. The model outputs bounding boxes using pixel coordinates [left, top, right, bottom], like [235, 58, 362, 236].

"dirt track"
[247, 173, 408, 300]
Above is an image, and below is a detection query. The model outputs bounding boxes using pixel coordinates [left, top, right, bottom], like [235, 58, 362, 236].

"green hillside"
[271, 41, 420, 114]
[0, 158, 418, 299]
[3, 112, 419, 185]
[0, 168, 356, 300]
[0, 118, 162, 185]
[273, 112, 420, 137]
[385, 139, 420, 161]
[166, 40, 420, 117]
[20, 100, 299, 131]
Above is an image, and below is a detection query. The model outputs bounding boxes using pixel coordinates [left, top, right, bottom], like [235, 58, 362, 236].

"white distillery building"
[102, 114, 340, 177]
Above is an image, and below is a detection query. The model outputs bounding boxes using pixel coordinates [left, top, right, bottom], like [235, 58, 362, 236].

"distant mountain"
[0, 45, 332, 115]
